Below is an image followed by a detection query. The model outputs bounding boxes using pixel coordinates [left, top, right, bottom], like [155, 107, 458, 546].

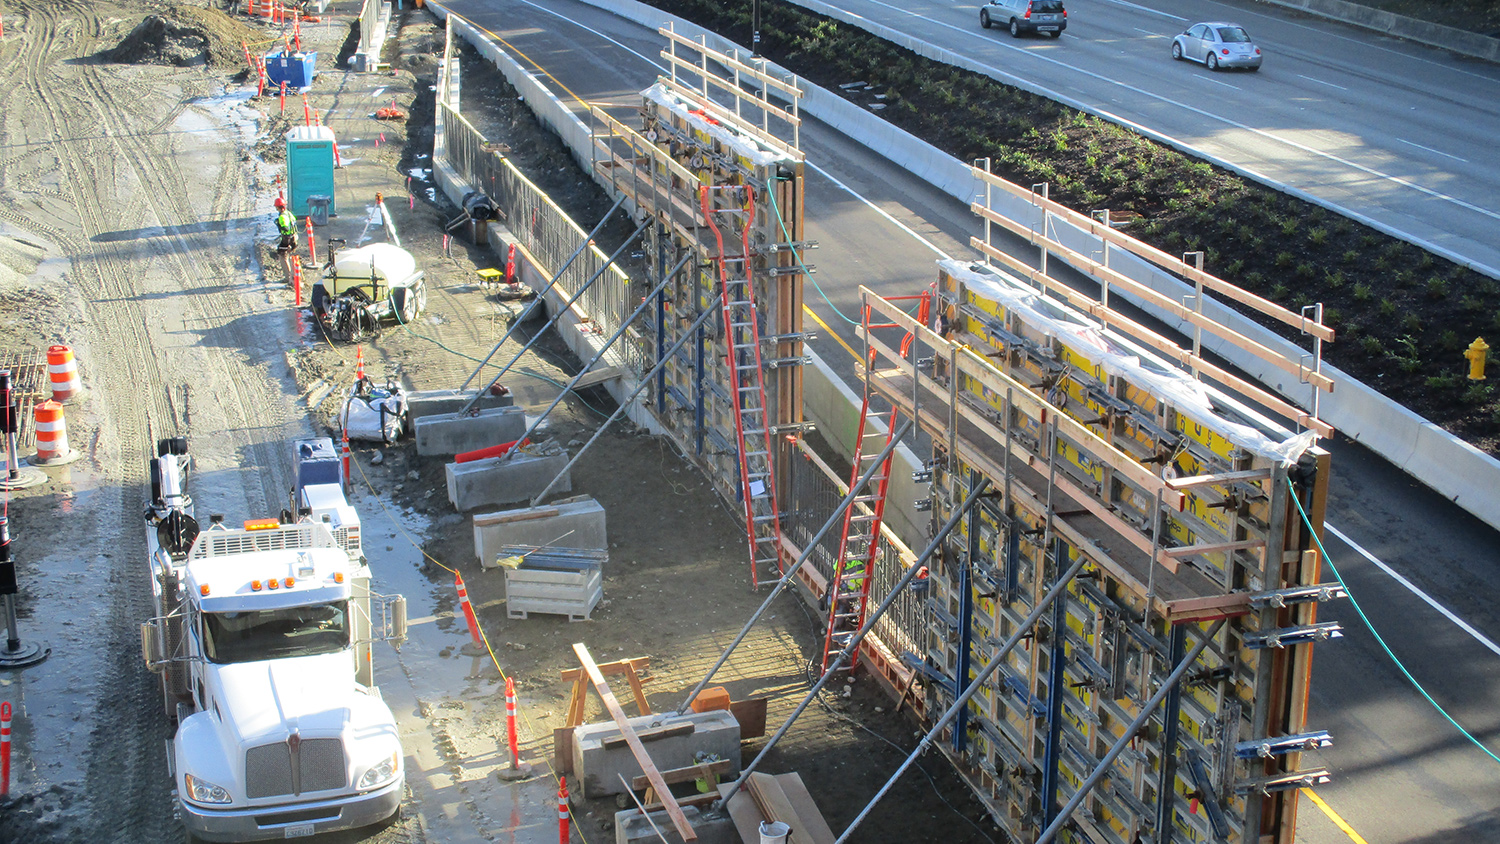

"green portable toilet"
[285, 125, 337, 217]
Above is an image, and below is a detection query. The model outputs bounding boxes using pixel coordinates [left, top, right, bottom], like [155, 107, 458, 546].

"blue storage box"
[293, 437, 342, 491]
[265, 50, 318, 90]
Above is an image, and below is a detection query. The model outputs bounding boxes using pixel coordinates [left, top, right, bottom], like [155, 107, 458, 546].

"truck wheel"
[392, 287, 419, 324]
[311, 283, 329, 317]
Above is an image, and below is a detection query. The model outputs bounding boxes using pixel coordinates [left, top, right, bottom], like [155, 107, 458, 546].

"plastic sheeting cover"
[942, 259, 1318, 464]
[642, 82, 794, 168]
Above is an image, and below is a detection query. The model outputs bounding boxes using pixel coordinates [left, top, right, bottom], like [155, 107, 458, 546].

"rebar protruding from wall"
[1034, 618, 1228, 844]
[458, 193, 627, 396]
[530, 294, 726, 506]
[673, 418, 916, 718]
[721, 477, 994, 803]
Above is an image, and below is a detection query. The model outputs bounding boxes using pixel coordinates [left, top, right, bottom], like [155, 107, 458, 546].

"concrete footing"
[446, 449, 571, 511]
[573, 710, 741, 798]
[406, 388, 514, 423]
[415, 406, 526, 456]
[475, 495, 607, 568]
[614, 806, 738, 844]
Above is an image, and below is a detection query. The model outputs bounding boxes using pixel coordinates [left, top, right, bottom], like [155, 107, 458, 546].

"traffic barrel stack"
[32, 401, 79, 466]
[46, 345, 82, 403]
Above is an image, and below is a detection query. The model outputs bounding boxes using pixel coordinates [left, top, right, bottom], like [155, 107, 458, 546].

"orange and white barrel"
[46, 345, 83, 403]
[33, 400, 76, 465]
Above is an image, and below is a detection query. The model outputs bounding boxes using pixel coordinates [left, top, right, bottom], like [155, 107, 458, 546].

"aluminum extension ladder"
[700, 184, 784, 589]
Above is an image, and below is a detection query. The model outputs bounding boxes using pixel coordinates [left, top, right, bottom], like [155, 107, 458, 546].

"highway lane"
[791, 0, 1500, 275]
[432, 2, 1500, 840]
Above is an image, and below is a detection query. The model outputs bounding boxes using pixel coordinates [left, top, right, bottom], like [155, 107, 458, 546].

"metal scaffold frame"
[833, 159, 1339, 841]
[589, 26, 809, 587]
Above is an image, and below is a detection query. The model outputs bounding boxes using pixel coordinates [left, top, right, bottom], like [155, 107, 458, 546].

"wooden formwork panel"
[860, 263, 1330, 844]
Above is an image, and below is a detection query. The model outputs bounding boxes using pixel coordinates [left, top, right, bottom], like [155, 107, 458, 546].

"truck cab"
[143, 438, 407, 842]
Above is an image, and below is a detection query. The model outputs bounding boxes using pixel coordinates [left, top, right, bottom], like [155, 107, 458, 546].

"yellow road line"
[1303, 788, 1370, 844]
[441, 7, 591, 110]
[802, 304, 862, 364]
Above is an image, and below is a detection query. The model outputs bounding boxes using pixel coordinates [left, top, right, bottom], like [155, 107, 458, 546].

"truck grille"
[245, 738, 347, 798]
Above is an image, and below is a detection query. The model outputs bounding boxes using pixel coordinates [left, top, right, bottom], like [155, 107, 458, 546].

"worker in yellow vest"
[839, 558, 867, 596]
[274, 196, 299, 281]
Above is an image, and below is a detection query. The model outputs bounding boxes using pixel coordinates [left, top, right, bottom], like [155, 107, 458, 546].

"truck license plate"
[284, 824, 316, 838]
[1039, 26, 1058, 31]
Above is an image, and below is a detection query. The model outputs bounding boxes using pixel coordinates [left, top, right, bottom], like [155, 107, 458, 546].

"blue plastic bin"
[264, 50, 318, 90]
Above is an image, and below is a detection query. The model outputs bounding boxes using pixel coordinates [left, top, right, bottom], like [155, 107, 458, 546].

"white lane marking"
[1134, 28, 1159, 36]
[1395, 137, 1469, 163]
[507, 0, 953, 258]
[1297, 74, 1347, 91]
[1099, 0, 1185, 21]
[1198, 75, 1240, 91]
[806, 163, 951, 258]
[846, 0, 1500, 224]
[1326, 523, 1500, 658]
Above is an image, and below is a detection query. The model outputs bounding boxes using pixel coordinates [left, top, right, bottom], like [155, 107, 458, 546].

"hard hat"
[274, 196, 286, 209]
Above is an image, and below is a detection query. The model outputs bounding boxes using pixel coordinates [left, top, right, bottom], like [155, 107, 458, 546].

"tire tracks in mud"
[4, 2, 300, 839]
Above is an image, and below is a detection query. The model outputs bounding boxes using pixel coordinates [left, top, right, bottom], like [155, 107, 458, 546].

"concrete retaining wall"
[1256, 0, 1500, 63]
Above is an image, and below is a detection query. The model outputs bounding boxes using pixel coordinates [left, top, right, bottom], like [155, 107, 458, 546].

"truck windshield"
[202, 602, 350, 664]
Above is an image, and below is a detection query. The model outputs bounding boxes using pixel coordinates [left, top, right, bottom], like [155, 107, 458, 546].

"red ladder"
[821, 388, 898, 672]
[700, 184, 784, 589]
[821, 291, 930, 672]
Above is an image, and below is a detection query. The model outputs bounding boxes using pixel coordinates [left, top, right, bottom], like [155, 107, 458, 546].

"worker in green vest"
[274, 196, 299, 282]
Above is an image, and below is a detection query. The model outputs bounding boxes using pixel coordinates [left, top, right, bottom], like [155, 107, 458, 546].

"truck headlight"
[183, 772, 232, 804]
[358, 752, 400, 789]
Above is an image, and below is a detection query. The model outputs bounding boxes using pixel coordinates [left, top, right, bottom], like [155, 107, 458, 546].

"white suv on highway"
[980, 0, 1067, 38]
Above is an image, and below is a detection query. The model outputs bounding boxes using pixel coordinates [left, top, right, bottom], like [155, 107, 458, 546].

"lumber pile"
[719, 771, 834, 844]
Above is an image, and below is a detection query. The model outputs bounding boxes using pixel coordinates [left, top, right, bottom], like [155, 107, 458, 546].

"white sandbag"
[341, 381, 408, 444]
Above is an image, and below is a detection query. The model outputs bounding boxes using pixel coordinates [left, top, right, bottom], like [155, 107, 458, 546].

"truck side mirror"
[389, 596, 408, 646]
[141, 620, 166, 673]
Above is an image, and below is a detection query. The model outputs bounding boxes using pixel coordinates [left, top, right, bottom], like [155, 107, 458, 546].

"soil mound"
[107, 6, 262, 68]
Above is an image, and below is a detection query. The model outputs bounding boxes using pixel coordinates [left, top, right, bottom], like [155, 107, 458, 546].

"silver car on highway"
[1172, 22, 1262, 71]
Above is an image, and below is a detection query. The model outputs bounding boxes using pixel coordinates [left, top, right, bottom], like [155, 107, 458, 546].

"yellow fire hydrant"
[1464, 337, 1489, 381]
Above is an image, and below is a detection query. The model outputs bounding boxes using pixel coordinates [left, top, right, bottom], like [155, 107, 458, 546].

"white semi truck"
[141, 436, 408, 841]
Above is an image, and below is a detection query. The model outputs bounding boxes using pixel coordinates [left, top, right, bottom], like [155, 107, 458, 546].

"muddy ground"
[0, 3, 997, 843]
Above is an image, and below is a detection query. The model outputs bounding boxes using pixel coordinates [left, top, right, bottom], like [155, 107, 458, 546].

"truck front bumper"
[180, 776, 403, 842]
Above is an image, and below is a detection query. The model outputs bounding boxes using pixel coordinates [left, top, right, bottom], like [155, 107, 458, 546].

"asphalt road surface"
[433, 0, 1500, 841]
[800, 0, 1500, 278]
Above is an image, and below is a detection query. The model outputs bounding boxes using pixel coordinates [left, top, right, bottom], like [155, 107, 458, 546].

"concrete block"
[445, 449, 571, 511]
[406, 388, 513, 423]
[415, 406, 526, 456]
[573, 710, 741, 798]
[615, 806, 738, 844]
[474, 495, 607, 568]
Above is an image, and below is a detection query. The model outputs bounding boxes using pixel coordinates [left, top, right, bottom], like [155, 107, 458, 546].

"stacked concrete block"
[474, 495, 607, 569]
[414, 405, 526, 456]
[406, 388, 514, 423]
[445, 448, 571, 511]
